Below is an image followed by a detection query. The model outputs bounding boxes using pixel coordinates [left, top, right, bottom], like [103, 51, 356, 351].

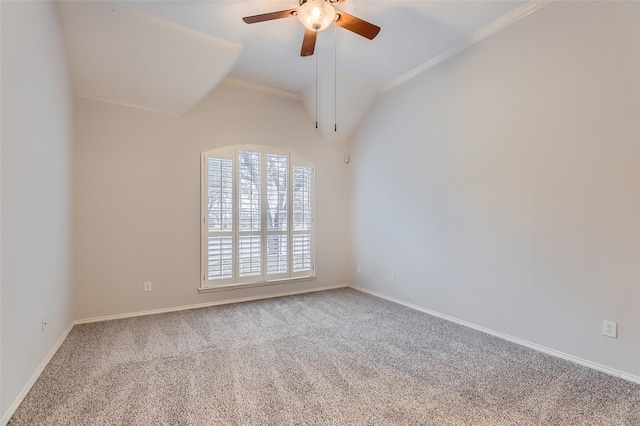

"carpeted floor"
[9, 288, 640, 425]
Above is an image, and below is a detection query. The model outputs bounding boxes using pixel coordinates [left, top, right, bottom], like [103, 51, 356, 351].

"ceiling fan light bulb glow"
[298, 0, 336, 32]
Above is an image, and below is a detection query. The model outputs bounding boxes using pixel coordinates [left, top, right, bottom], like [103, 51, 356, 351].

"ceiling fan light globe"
[298, 0, 336, 32]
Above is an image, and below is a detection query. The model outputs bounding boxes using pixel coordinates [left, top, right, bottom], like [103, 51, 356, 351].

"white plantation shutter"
[266, 153, 288, 278]
[201, 146, 314, 289]
[203, 148, 235, 284]
[292, 164, 313, 276]
[207, 158, 233, 233]
[238, 235, 261, 277]
[292, 234, 312, 272]
[208, 236, 233, 279]
[266, 234, 288, 275]
[237, 150, 262, 281]
[238, 151, 262, 232]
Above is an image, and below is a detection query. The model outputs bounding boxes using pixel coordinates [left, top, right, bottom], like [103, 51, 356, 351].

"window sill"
[198, 275, 317, 293]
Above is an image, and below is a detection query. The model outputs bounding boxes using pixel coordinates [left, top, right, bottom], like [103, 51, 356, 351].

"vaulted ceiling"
[57, 0, 535, 141]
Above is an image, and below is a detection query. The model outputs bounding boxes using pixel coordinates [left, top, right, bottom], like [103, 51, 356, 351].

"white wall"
[349, 1, 640, 376]
[73, 84, 351, 320]
[1, 1, 74, 420]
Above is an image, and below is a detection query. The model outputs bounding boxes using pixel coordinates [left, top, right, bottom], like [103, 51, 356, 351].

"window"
[201, 145, 314, 290]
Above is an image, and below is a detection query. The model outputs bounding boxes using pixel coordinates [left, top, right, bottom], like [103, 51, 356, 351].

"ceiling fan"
[242, 0, 381, 57]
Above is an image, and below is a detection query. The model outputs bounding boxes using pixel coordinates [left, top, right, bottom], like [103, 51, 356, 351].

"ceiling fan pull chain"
[334, 23, 337, 132]
[315, 39, 318, 129]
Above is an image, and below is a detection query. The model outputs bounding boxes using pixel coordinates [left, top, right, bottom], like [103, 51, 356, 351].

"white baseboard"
[75, 284, 349, 324]
[9, 283, 633, 426]
[349, 284, 640, 385]
[2, 284, 349, 425]
[1, 322, 75, 426]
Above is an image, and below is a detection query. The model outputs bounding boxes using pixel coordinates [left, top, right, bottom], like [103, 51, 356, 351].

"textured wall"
[349, 1, 640, 375]
[1, 1, 74, 419]
[73, 84, 351, 320]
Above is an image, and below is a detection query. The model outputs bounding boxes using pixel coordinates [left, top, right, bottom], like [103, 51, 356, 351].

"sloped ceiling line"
[57, 2, 242, 116]
[379, 0, 553, 92]
[57, 1, 552, 141]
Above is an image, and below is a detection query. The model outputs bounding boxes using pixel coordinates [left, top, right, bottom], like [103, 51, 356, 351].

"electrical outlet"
[357, 265, 361, 274]
[603, 320, 617, 338]
[390, 273, 395, 283]
[144, 281, 152, 292]
[41, 318, 47, 333]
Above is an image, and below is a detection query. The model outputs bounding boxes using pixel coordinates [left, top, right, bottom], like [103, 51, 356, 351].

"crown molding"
[223, 76, 301, 100]
[75, 95, 182, 116]
[379, 0, 554, 93]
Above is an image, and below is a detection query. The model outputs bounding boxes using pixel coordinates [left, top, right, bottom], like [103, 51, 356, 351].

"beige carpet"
[9, 288, 640, 425]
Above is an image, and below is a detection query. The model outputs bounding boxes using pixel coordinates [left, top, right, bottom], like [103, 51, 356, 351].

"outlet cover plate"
[603, 320, 617, 338]
[144, 281, 152, 292]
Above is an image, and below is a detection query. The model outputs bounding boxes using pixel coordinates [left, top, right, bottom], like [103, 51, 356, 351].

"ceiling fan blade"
[301, 29, 317, 57]
[334, 12, 380, 40]
[242, 9, 297, 24]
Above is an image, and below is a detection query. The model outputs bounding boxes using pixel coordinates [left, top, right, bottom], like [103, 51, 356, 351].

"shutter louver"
[292, 165, 312, 273]
[239, 235, 261, 277]
[267, 154, 288, 232]
[208, 158, 233, 232]
[206, 157, 234, 281]
[267, 154, 288, 277]
[292, 234, 311, 272]
[238, 150, 262, 280]
[267, 234, 288, 274]
[208, 236, 233, 279]
[293, 166, 312, 231]
[238, 151, 262, 232]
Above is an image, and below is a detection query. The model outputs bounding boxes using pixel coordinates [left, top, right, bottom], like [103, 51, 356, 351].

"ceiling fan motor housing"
[298, 0, 336, 32]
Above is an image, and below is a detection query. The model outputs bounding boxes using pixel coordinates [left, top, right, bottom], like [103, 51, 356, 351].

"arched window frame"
[200, 145, 315, 291]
